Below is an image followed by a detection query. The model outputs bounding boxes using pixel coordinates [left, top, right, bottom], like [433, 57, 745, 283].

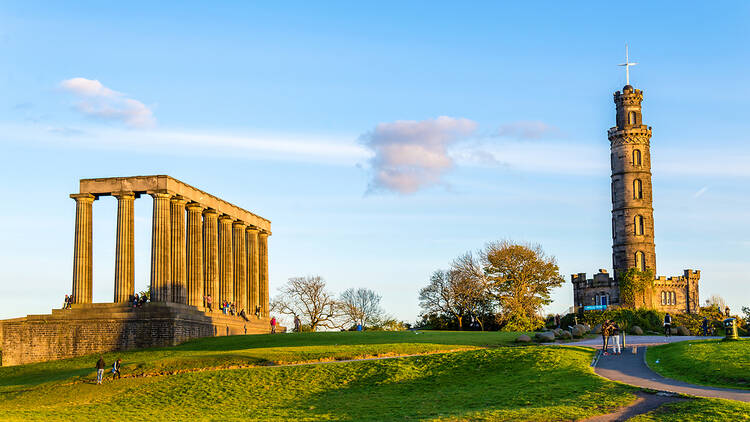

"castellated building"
[572, 85, 700, 314]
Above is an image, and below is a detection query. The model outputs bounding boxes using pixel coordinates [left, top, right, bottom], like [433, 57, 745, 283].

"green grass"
[629, 397, 750, 421]
[646, 339, 750, 389]
[0, 331, 524, 393]
[0, 344, 635, 421]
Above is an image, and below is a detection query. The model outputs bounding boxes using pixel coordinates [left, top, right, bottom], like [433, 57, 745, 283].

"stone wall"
[2, 302, 275, 366]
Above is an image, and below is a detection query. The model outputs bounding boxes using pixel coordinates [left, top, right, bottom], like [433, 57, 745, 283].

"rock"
[571, 325, 585, 338]
[560, 330, 573, 339]
[631, 325, 643, 335]
[670, 327, 678, 335]
[676, 326, 690, 336]
[592, 324, 602, 334]
[582, 323, 591, 333]
[535, 331, 556, 342]
[515, 334, 531, 343]
[553, 328, 563, 338]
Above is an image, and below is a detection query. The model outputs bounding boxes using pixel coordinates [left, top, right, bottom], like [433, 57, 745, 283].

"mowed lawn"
[631, 398, 750, 422]
[0, 343, 636, 421]
[646, 339, 750, 389]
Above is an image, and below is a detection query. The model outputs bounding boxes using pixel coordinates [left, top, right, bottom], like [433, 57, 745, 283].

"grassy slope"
[630, 398, 750, 422]
[646, 339, 750, 389]
[0, 346, 635, 421]
[0, 331, 525, 393]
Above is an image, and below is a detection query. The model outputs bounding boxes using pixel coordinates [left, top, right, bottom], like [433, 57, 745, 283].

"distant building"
[572, 83, 700, 314]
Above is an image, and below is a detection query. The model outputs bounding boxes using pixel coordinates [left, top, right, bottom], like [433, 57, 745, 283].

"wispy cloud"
[693, 186, 709, 198]
[496, 120, 558, 140]
[60, 77, 155, 128]
[360, 116, 478, 194]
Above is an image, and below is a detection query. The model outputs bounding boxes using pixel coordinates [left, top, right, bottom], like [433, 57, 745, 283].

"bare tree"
[482, 241, 564, 331]
[419, 269, 468, 330]
[339, 288, 384, 329]
[450, 251, 493, 331]
[271, 276, 339, 331]
[705, 294, 727, 310]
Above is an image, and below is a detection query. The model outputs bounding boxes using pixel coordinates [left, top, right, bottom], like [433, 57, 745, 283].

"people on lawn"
[293, 315, 301, 332]
[702, 317, 709, 336]
[111, 358, 122, 380]
[270, 316, 277, 333]
[664, 312, 672, 338]
[96, 357, 106, 385]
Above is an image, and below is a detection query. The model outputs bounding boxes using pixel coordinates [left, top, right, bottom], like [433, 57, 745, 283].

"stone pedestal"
[71, 193, 95, 304]
[113, 192, 135, 302]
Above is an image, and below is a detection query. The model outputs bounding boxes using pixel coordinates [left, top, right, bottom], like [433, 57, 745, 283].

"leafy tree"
[339, 288, 385, 329]
[482, 241, 564, 331]
[271, 276, 339, 331]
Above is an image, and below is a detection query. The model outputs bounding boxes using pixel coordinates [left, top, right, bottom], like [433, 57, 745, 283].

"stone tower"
[609, 85, 656, 277]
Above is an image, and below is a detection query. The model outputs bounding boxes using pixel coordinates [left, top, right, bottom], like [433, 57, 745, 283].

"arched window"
[612, 217, 617, 239]
[661, 291, 667, 305]
[633, 179, 643, 199]
[635, 251, 645, 271]
[634, 215, 644, 236]
[633, 149, 642, 166]
[671, 292, 677, 306]
[628, 111, 637, 125]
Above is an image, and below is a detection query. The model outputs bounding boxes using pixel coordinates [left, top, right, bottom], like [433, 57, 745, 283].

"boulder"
[572, 324, 587, 338]
[670, 327, 679, 335]
[553, 328, 563, 338]
[582, 323, 591, 333]
[535, 331, 556, 342]
[631, 325, 644, 335]
[676, 326, 690, 336]
[592, 324, 602, 334]
[515, 334, 532, 343]
[560, 330, 573, 339]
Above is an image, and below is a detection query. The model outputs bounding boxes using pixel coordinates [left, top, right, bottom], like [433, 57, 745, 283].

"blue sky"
[1, 2, 749, 323]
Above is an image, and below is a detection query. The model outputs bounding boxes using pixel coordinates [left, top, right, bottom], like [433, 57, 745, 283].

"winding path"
[575, 336, 750, 402]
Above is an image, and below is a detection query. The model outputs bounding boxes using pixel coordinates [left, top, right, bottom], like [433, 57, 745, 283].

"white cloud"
[497, 120, 558, 140]
[361, 116, 478, 194]
[60, 77, 155, 128]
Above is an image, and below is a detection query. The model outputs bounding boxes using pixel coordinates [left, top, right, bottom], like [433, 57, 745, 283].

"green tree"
[482, 241, 564, 331]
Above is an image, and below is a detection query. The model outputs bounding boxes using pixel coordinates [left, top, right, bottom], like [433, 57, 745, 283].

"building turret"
[608, 85, 656, 277]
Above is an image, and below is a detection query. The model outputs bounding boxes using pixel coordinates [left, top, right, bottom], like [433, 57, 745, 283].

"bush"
[581, 309, 664, 332]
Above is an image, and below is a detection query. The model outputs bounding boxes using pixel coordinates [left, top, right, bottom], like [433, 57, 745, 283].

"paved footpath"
[578, 336, 750, 402]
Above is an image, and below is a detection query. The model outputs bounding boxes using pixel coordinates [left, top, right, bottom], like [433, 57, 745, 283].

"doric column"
[70, 193, 95, 304]
[150, 193, 172, 302]
[259, 231, 269, 317]
[245, 226, 260, 316]
[170, 196, 188, 304]
[185, 202, 205, 307]
[202, 209, 220, 307]
[218, 215, 234, 305]
[232, 221, 247, 312]
[113, 192, 135, 303]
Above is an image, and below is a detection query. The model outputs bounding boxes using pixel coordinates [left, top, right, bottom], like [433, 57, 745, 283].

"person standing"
[610, 321, 621, 355]
[293, 315, 301, 332]
[554, 314, 561, 329]
[664, 312, 672, 338]
[95, 357, 106, 385]
[111, 358, 122, 380]
[270, 316, 277, 334]
[702, 317, 709, 336]
[601, 320, 611, 355]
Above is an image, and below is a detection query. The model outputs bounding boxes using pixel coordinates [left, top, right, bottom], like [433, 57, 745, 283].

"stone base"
[1, 302, 279, 366]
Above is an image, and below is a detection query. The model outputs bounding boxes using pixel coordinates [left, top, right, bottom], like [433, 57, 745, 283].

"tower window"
[612, 217, 616, 239]
[633, 179, 643, 199]
[634, 215, 644, 236]
[635, 251, 645, 271]
[628, 111, 637, 125]
[661, 291, 667, 305]
[633, 149, 642, 166]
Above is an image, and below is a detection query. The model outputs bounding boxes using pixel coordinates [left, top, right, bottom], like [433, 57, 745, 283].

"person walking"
[111, 358, 122, 380]
[293, 315, 301, 333]
[601, 320, 611, 355]
[664, 312, 672, 339]
[610, 321, 621, 355]
[702, 317, 709, 336]
[95, 357, 106, 385]
[270, 316, 277, 334]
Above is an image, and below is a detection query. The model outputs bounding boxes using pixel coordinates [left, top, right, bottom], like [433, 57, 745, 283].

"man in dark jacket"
[702, 317, 709, 336]
[601, 320, 611, 355]
[96, 357, 106, 385]
[664, 313, 672, 338]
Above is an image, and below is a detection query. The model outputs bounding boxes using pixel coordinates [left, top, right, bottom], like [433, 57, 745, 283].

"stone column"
[218, 215, 234, 305]
[202, 209, 220, 307]
[170, 196, 188, 304]
[71, 193, 95, 304]
[245, 226, 259, 316]
[185, 202, 205, 308]
[150, 193, 172, 302]
[259, 231, 269, 317]
[113, 192, 135, 303]
[232, 221, 247, 312]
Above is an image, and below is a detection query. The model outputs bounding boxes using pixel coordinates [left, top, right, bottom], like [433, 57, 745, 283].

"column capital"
[170, 195, 189, 205]
[150, 192, 172, 200]
[218, 214, 234, 223]
[70, 193, 95, 202]
[112, 191, 135, 200]
[232, 220, 247, 229]
[186, 202, 206, 212]
[259, 231, 270, 238]
[203, 208, 219, 216]
[245, 225, 259, 233]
